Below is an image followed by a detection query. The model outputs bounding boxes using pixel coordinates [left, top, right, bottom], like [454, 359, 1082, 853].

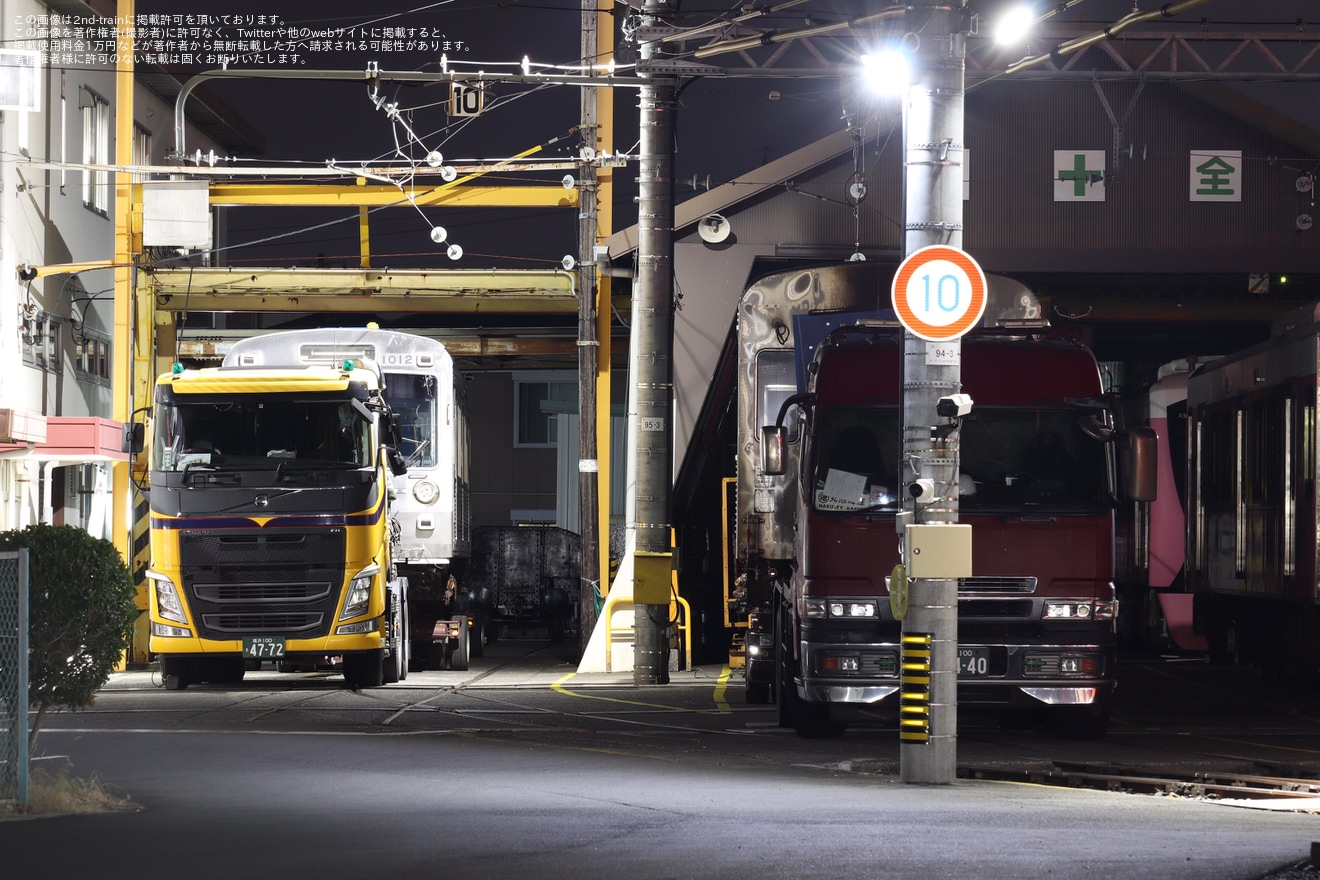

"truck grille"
[959, 599, 1033, 619]
[958, 577, 1037, 593]
[180, 527, 346, 641]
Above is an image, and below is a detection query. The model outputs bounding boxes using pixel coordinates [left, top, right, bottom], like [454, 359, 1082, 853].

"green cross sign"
[1059, 154, 1098, 196]
[1054, 150, 1105, 201]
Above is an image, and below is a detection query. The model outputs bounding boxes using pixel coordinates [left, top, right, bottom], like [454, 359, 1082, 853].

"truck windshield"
[810, 406, 1107, 514]
[958, 407, 1107, 512]
[153, 395, 374, 472]
[384, 372, 437, 468]
[810, 408, 902, 512]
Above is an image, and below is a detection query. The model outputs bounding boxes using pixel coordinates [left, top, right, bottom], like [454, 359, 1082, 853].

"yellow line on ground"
[713, 665, 732, 713]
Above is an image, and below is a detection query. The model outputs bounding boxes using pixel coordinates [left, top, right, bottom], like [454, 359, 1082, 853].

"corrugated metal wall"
[673, 80, 1318, 275]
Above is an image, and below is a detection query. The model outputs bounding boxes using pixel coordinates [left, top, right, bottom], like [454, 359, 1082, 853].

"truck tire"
[161, 656, 190, 691]
[382, 593, 404, 685]
[470, 612, 486, 658]
[774, 608, 800, 730]
[448, 615, 471, 671]
[343, 650, 386, 689]
[398, 600, 409, 682]
[776, 607, 847, 739]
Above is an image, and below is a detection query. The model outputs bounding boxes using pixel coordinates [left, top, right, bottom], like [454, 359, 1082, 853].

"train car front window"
[385, 373, 438, 468]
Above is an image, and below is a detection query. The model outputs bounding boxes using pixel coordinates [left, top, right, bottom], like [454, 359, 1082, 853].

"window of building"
[22, 312, 59, 372]
[133, 123, 151, 183]
[514, 371, 577, 447]
[80, 88, 110, 214]
[75, 330, 111, 385]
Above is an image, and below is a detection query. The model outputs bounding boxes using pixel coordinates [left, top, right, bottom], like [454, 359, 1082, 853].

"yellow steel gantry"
[24, 0, 620, 663]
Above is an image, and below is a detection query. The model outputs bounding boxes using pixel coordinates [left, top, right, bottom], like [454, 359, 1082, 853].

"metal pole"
[900, 0, 966, 785]
[577, 0, 602, 656]
[632, 0, 675, 685]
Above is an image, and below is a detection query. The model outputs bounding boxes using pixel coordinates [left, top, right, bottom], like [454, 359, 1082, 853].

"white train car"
[225, 326, 481, 668]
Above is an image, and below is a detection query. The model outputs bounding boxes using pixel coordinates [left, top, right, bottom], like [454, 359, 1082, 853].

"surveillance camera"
[936, 393, 973, 418]
[909, 479, 937, 504]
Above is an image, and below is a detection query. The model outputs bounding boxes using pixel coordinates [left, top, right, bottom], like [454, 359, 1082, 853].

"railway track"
[960, 760, 1320, 804]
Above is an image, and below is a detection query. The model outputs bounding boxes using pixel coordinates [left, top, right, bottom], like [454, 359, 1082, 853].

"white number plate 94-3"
[243, 637, 285, 659]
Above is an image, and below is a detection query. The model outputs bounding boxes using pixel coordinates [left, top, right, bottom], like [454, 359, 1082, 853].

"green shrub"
[0, 524, 137, 747]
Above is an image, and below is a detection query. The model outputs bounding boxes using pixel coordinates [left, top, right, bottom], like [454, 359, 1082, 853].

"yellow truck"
[136, 353, 413, 689]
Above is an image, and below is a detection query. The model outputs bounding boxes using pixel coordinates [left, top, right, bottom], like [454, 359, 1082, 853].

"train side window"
[757, 350, 800, 443]
[1300, 390, 1315, 503]
[1201, 406, 1234, 505]
[1246, 395, 1284, 503]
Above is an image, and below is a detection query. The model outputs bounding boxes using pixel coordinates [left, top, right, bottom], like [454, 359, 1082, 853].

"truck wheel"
[448, 615, 470, 671]
[774, 608, 800, 730]
[470, 614, 486, 659]
[344, 650, 386, 689]
[398, 601, 409, 682]
[382, 594, 404, 685]
[161, 656, 190, 691]
[776, 607, 846, 739]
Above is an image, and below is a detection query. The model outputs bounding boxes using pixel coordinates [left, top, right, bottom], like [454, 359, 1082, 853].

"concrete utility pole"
[577, 0, 602, 655]
[899, 1, 967, 785]
[631, 0, 676, 685]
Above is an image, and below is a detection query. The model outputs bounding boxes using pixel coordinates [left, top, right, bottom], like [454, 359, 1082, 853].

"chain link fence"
[0, 549, 29, 807]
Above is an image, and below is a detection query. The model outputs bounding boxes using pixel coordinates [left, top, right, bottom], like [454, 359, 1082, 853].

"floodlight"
[861, 50, 908, 96]
[430, 226, 447, 244]
[994, 5, 1036, 45]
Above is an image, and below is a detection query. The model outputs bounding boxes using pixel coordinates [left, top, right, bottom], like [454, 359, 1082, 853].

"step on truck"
[728, 262, 1156, 737]
[130, 327, 477, 689]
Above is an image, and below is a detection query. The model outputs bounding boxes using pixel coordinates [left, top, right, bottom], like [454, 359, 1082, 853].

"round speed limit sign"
[891, 245, 988, 342]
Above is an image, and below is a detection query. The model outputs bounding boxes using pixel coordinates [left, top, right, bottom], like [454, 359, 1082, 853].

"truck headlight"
[149, 571, 189, 625]
[1044, 601, 1094, 619]
[339, 566, 379, 621]
[829, 601, 878, 618]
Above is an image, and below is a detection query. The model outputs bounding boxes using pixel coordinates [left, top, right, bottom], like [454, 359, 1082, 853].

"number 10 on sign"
[891, 245, 988, 342]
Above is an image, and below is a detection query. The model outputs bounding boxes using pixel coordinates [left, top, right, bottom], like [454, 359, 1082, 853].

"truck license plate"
[243, 636, 285, 659]
[957, 646, 990, 677]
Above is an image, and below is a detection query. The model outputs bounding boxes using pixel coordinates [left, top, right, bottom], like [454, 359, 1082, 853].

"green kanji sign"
[1190, 150, 1242, 202]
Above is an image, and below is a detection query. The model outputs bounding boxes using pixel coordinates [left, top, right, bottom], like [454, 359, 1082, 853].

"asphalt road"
[4, 642, 1318, 880]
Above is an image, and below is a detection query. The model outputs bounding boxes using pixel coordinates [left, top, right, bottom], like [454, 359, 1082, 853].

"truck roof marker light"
[342, 360, 354, 371]
[171, 362, 183, 374]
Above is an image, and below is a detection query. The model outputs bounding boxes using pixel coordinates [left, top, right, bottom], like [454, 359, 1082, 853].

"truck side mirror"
[1117, 426, 1157, 502]
[387, 447, 408, 476]
[759, 425, 785, 476]
[121, 422, 144, 455]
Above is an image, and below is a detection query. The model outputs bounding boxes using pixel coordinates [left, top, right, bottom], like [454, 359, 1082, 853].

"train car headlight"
[412, 480, 440, 504]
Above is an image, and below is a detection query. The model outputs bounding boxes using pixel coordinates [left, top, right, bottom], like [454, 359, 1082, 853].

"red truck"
[728, 261, 1155, 738]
